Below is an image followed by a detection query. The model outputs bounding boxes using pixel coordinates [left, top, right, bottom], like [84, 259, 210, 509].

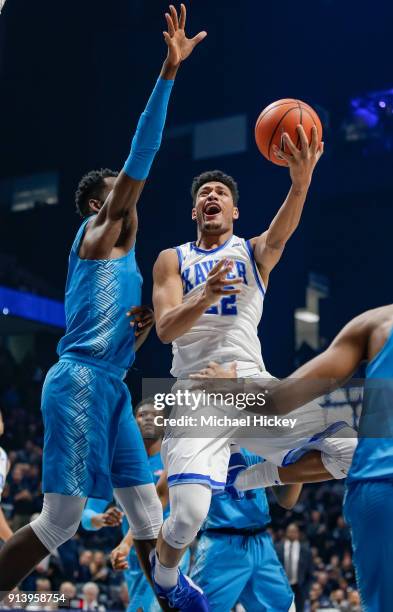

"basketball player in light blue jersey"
[82, 398, 190, 612]
[202, 305, 393, 611]
[190, 448, 298, 612]
[0, 5, 206, 603]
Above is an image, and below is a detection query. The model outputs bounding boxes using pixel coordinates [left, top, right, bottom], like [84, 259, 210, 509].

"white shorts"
[162, 365, 357, 489]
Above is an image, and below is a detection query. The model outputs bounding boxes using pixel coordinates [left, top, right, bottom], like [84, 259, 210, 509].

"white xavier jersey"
[171, 235, 266, 377]
[0, 447, 7, 500]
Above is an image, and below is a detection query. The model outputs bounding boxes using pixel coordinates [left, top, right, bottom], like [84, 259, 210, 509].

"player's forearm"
[134, 325, 153, 352]
[81, 509, 105, 531]
[107, 66, 175, 222]
[243, 374, 337, 416]
[0, 508, 12, 542]
[265, 183, 309, 250]
[272, 484, 303, 509]
[122, 70, 175, 182]
[156, 293, 211, 344]
[120, 529, 134, 550]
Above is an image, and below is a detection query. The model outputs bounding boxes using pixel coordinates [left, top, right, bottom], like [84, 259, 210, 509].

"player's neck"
[196, 230, 233, 251]
[144, 438, 161, 457]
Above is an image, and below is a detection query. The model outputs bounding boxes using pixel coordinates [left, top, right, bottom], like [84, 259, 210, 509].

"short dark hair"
[134, 397, 156, 416]
[191, 170, 239, 205]
[75, 168, 118, 217]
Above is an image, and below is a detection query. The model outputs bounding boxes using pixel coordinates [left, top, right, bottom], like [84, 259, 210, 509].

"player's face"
[100, 177, 116, 205]
[136, 405, 162, 440]
[88, 177, 117, 214]
[192, 182, 239, 235]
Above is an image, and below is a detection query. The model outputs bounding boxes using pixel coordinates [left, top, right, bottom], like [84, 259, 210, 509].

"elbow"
[156, 324, 173, 344]
[279, 500, 296, 510]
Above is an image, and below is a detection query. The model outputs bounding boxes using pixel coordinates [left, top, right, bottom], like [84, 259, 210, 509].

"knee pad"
[30, 493, 85, 553]
[321, 427, 358, 479]
[114, 484, 163, 540]
[162, 484, 211, 549]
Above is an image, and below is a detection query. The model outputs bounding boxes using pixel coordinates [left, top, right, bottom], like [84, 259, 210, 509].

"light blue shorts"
[190, 530, 293, 611]
[344, 480, 393, 612]
[41, 355, 152, 499]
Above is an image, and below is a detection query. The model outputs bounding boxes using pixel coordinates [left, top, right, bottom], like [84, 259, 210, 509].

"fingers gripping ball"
[255, 99, 323, 166]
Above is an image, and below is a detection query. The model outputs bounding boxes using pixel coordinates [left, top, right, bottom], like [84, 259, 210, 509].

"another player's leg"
[237, 532, 294, 612]
[152, 483, 212, 609]
[0, 493, 85, 591]
[110, 398, 165, 602]
[189, 532, 252, 611]
[234, 425, 357, 490]
[344, 480, 393, 611]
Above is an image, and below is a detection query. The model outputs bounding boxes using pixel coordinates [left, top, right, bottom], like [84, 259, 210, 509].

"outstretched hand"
[163, 4, 207, 68]
[273, 125, 324, 189]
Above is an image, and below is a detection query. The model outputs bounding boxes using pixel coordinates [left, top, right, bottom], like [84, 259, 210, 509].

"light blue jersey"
[190, 450, 293, 612]
[202, 451, 271, 531]
[344, 324, 393, 611]
[58, 216, 142, 370]
[348, 326, 393, 482]
[41, 219, 150, 499]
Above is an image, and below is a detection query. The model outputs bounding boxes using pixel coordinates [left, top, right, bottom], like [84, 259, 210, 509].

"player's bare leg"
[0, 526, 50, 593]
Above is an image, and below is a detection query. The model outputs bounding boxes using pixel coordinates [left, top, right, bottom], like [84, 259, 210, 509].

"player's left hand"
[190, 361, 238, 393]
[127, 305, 155, 338]
[273, 125, 324, 189]
[190, 361, 237, 380]
[163, 4, 207, 67]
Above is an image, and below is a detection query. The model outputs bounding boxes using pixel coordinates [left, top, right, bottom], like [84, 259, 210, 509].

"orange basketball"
[255, 99, 323, 166]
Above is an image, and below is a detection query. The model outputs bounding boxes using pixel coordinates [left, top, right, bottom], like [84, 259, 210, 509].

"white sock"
[235, 461, 282, 490]
[154, 553, 179, 590]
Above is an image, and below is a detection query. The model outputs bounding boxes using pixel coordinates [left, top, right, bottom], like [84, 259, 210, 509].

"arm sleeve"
[123, 77, 174, 180]
[81, 498, 110, 531]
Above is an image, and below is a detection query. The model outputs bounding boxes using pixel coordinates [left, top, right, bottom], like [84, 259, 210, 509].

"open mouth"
[203, 202, 222, 218]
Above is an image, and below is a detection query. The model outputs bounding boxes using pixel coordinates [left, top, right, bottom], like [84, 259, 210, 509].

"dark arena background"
[0, 1, 392, 611]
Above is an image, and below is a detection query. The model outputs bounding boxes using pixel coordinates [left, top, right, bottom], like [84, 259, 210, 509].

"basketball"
[255, 99, 323, 166]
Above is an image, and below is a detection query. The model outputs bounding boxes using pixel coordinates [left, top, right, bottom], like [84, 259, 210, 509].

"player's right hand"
[91, 507, 123, 529]
[110, 542, 131, 571]
[163, 4, 207, 68]
[201, 259, 243, 306]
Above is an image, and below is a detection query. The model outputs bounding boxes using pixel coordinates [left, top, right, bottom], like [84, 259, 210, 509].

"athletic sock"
[154, 553, 179, 590]
[235, 461, 282, 490]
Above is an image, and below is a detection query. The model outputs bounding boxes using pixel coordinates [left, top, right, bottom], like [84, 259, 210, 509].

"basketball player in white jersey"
[0, 411, 12, 542]
[151, 126, 356, 605]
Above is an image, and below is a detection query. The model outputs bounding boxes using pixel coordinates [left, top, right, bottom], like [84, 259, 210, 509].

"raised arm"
[81, 4, 207, 259]
[250, 126, 324, 287]
[153, 251, 242, 344]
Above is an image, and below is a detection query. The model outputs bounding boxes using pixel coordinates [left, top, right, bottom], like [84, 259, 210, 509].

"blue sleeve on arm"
[81, 498, 110, 531]
[124, 77, 174, 181]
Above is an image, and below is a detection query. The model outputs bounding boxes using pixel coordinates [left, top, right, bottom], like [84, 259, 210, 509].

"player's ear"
[191, 207, 197, 221]
[233, 207, 239, 220]
[89, 199, 102, 214]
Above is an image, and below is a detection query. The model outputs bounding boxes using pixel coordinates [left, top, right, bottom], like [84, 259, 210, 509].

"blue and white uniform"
[41, 219, 152, 499]
[344, 326, 393, 612]
[190, 450, 294, 611]
[83, 452, 190, 612]
[162, 237, 356, 492]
